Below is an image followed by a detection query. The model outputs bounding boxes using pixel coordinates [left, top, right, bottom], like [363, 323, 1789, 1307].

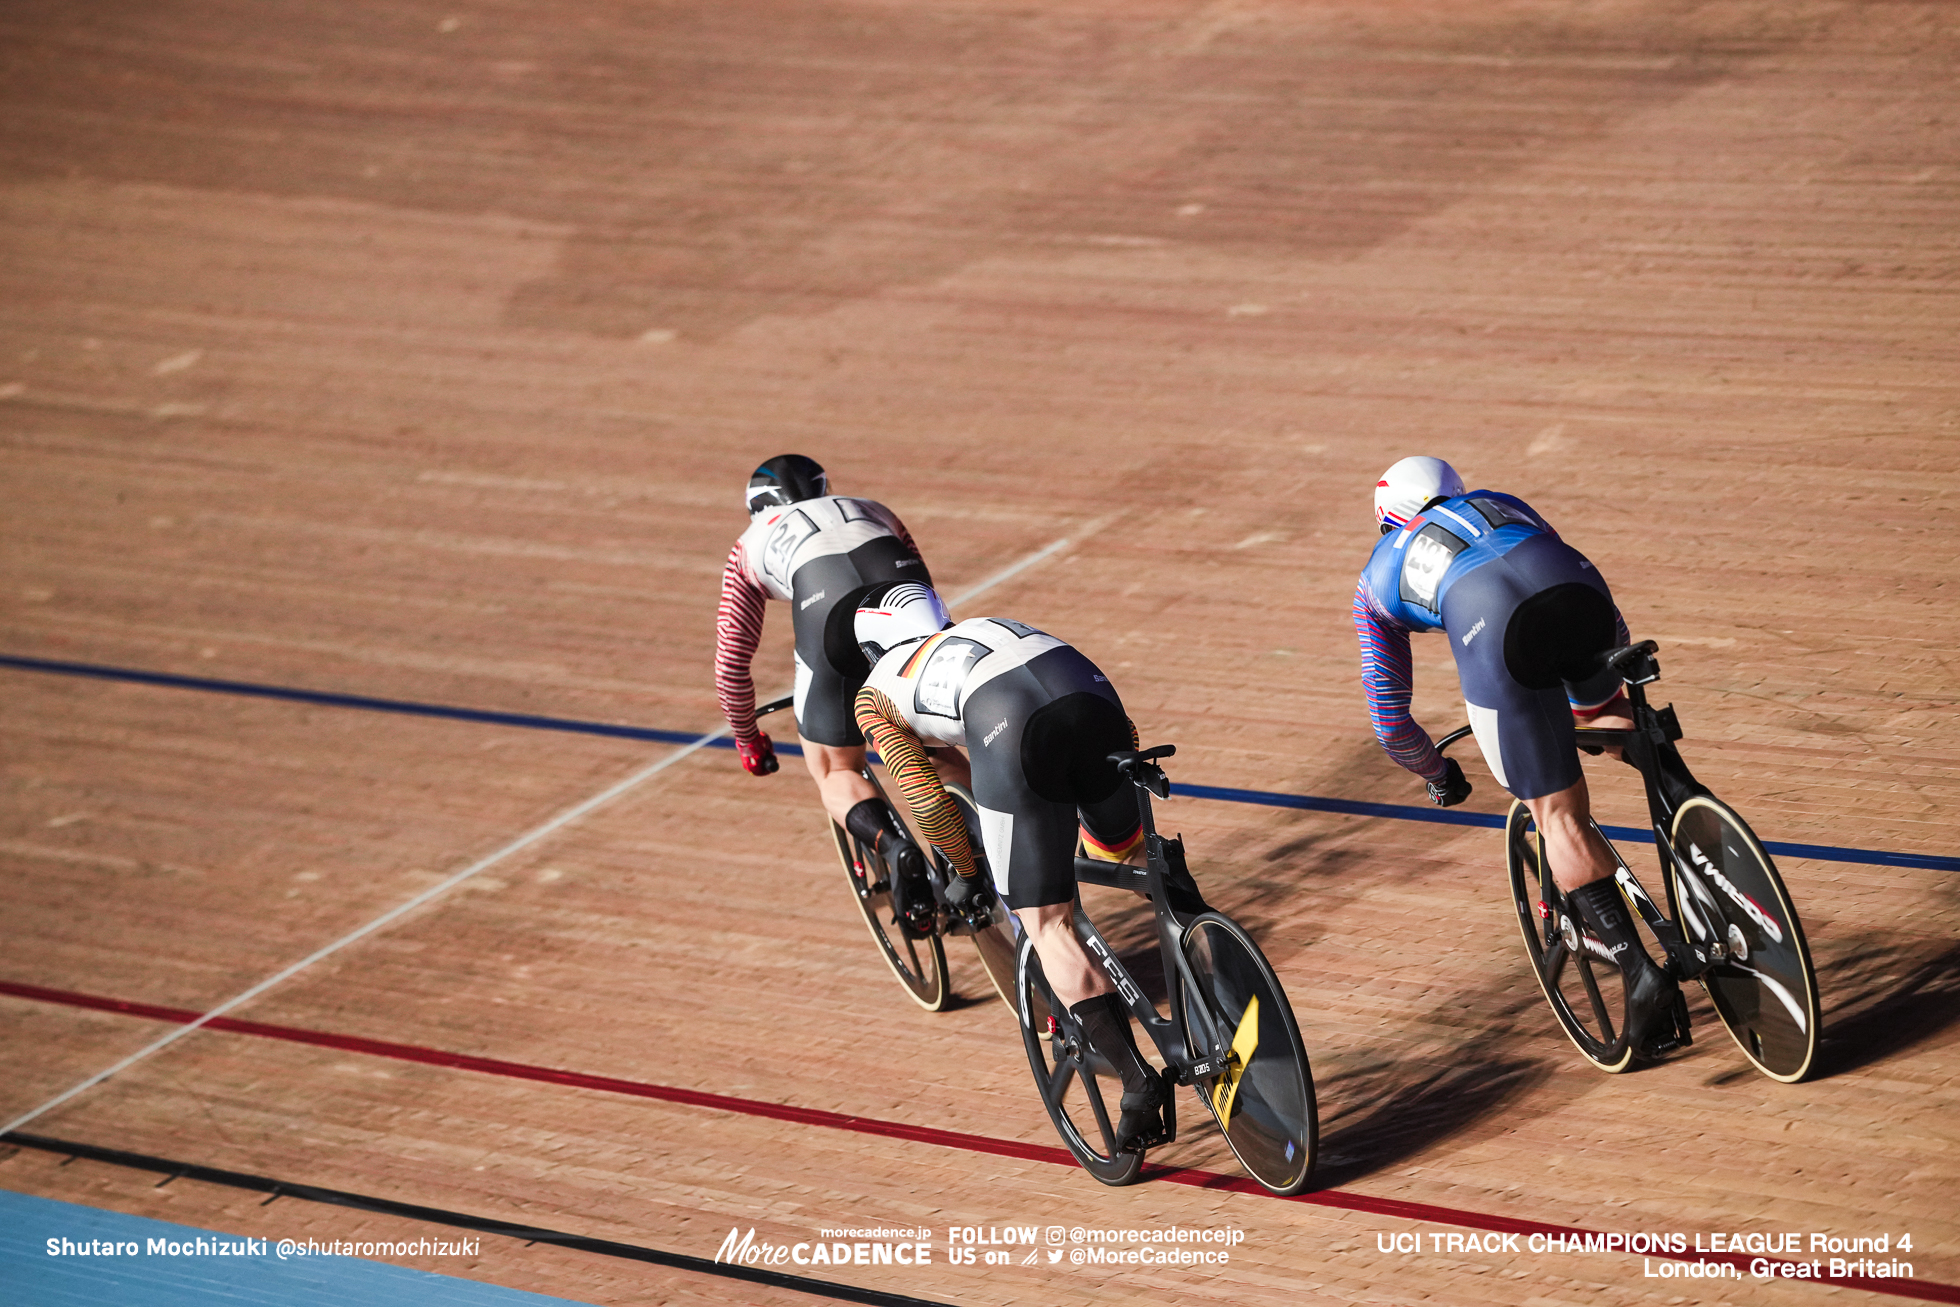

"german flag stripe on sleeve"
[853, 686, 978, 881]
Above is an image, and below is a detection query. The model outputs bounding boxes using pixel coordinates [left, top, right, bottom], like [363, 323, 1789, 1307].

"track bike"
[1437, 641, 1821, 1082]
[1014, 745, 1318, 1193]
[758, 696, 1018, 1011]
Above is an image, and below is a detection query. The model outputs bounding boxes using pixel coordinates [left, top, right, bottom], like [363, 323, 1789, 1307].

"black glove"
[1426, 757, 1471, 807]
[943, 871, 993, 915]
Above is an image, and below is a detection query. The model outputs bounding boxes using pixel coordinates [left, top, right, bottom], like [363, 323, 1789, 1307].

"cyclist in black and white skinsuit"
[715, 455, 967, 929]
[852, 582, 1169, 1150]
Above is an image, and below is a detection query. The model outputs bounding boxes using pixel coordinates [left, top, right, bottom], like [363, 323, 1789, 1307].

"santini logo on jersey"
[799, 590, 826, 610]
[983, 719, 1009, 746]
[1460, 617, 1487, 646]
[1690, 843, 1784, 943]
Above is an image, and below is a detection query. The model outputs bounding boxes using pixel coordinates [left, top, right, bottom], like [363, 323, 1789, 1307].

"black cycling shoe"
[1623, 959, 1687, 1058]
[887, 842, 935, 940]
[1116, 1076, 1172, 1154]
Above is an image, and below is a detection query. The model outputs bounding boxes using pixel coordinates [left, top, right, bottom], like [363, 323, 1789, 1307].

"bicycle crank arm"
[1170, 1053, 1230, 1086]
[1166, 997, 1261, 1115]
[1658, 931, 1721, 983]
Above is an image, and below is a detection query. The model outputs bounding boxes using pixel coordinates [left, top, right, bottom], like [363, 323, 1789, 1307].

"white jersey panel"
[862, 616, 1068, 748]
[734, 496, 908, 601]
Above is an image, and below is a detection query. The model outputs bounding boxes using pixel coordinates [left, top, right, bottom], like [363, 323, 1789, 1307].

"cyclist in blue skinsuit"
[1353, 456, 1682, 1056]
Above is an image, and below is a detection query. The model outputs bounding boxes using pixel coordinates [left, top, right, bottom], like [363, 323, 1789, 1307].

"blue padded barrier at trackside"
[0, 1190, 593, 1307]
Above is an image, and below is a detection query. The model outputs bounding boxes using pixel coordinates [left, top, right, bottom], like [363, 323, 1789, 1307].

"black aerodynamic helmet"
[746, 454, 829, 517]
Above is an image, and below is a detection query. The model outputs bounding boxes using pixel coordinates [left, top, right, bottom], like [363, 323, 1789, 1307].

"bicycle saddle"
[1597, 640, 1661, 685]
[1108, 746, 1175, 798]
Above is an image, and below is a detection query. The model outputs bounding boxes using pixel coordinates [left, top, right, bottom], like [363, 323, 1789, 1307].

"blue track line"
[4, 653, 1953, 873]
[0, 654, 712, 747]
[1172, 783, 1958, 872]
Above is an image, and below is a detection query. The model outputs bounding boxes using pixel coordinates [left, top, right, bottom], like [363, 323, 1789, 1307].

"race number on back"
[760, 508, 821, 591]
[913, 637, 992, 720]
[1398, 523, 1469, 614]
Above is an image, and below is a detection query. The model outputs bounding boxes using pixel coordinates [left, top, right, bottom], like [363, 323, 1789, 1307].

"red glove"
[736, 732, 778, 776]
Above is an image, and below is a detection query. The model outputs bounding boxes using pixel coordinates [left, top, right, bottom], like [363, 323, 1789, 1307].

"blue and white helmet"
[1374, 456, 1465, 534]
[855, 582, 952, 667]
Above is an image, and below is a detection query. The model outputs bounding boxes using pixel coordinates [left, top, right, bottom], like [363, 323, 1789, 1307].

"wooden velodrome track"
[2, 0, 1956, 1303]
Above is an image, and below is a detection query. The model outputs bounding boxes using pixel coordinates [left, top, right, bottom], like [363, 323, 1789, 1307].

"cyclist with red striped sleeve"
[715, 455, 963, 925]
[1354, 456, 1684, 1054]
[851, 582, 1171, 1151]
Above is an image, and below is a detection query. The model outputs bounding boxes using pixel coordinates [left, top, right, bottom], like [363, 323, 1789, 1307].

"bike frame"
[1063, 748, 1237, 1092]
[767, 691, 1256, 1094]
[1443, 642, 1733, 983]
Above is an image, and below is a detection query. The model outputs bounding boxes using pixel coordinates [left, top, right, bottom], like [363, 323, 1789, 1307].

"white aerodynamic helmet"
[855, 581, 953, 667]
[1374, 456, 1466, 534]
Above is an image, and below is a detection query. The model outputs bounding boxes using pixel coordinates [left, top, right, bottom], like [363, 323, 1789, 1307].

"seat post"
[1119, 773, 1151, 847]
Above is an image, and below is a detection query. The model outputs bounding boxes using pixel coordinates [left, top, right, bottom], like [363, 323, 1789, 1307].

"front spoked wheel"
[1505, 801, 1636, 1072]
[1014, 935, 1143, 1186]
[832, 816, 948, 1011]
[943, 783, 1018, 1006]
[1178, 913, 1317, 1195]
[1669, 796, 1821, 1083]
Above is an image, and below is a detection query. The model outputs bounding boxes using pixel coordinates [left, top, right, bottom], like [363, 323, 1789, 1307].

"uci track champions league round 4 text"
[1377, 1228, 1919, 1285]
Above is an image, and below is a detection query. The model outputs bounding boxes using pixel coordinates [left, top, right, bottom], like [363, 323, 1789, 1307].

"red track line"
[5, 979, 1953, 1304]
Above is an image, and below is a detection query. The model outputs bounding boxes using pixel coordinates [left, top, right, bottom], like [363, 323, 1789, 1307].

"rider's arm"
[714, 543, 770, 745]
[854, 687, 978, 879]
[1354, 581, 1448, 783]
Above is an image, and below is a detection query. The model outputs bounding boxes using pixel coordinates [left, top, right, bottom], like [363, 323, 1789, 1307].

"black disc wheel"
[1505, 800, 1637, 1072]
[833, 813, 948, 1011]
[942, 783, 1018, 1007]
[1667, 796, 1821, 1083]
[1178, 913, 1317, 1195]
[1014, 935, 1143, 1186]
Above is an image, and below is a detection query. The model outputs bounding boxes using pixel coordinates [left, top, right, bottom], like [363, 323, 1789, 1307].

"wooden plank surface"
[2, 0, 1956, 1303]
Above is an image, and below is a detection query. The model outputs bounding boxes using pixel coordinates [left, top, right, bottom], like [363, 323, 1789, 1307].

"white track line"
[947, 536, 1069, 608]
[3, 734, 723, 1136]
[4, 530, 1082, 1136]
